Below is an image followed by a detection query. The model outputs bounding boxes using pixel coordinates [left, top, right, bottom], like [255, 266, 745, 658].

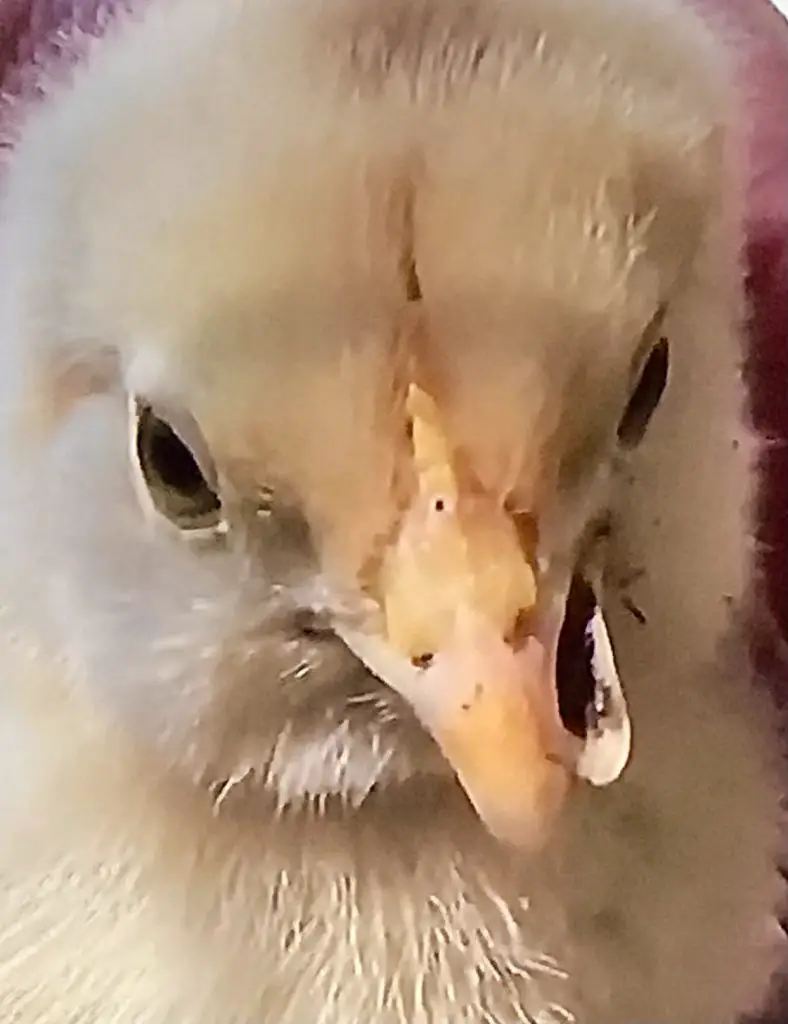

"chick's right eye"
[133, 402, 222, 531]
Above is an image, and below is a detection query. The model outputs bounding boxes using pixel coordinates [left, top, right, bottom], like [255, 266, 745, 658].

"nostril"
[505, 607, 535, 650]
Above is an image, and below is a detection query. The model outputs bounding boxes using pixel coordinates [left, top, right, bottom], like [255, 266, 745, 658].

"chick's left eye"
[617, 337, 669, 448]
[133, 402, 222, 531]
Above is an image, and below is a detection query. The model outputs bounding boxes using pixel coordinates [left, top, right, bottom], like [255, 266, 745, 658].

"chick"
[0, 0, 783, 1021]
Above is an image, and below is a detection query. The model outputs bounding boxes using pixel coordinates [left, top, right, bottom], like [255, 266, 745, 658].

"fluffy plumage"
[0, 0, 784, 1020]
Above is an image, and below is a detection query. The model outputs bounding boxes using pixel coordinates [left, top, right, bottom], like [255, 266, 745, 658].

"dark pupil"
[617, 338, 669, 448]
[136, 407, 220, 521]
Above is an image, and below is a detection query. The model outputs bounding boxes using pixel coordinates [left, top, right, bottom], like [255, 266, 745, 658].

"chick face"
[33, 171, 670, 852]
[116, 308, 650, 848]
[0, 0, 717, 849]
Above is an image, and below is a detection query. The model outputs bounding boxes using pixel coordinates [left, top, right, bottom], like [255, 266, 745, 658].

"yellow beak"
[399, 607, 571, 849]
[343, 384, 575, 848]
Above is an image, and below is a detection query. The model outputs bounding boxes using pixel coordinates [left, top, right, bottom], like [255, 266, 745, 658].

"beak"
[336, 384, 629, 849]
[397, 609, 573, 849]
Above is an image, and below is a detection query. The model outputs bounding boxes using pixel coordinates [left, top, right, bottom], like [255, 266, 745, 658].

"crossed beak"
[338, 384, 630, 849]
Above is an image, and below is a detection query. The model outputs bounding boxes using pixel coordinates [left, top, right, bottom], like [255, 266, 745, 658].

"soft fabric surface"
[1, 0, 786, 1015]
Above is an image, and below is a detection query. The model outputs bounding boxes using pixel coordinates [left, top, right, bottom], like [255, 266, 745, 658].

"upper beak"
[337, 384, 629, 849]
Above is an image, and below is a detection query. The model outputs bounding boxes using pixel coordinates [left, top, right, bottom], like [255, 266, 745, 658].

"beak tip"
[463, 760, 570, 851]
